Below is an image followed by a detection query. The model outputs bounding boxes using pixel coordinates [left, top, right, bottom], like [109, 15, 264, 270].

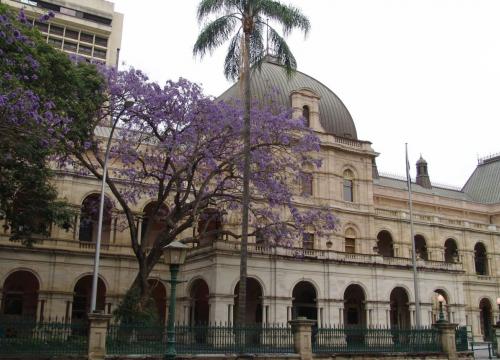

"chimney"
[372, 158, 379, 179]
[416, 155, 432, 189]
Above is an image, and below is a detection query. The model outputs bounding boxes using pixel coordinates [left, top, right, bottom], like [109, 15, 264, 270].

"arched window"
[474, 242, 488, 275]
[390, 287, 410, 329]
[79, 194, 113, 243]
[303, 232, 314, 250]
[414, 234, 428, 260]
[344, 284, 366, 327]
[343, 169, 354, 202]
[377, 230, 394, 257]
[444, 238, 459, 263]
[431, 289, 450, 323]
[292, 281, 317, 321]
[479, 298, 493, 340]
[302, 105, 310, 127]
[2, 271, 39, 319]
[300, 172, 313, 196]
[345, 228, 356, 254]
[72, 275, 106, 322]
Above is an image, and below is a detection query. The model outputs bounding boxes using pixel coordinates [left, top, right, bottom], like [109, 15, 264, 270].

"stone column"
[87, 313, 112, 360]
[434, 322, 458, 360]
[289, 317, 315, 360]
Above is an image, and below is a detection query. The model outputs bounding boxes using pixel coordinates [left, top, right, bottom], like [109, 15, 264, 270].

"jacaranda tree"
[55, 66, 336, 323]
[193, 0, 310, 325]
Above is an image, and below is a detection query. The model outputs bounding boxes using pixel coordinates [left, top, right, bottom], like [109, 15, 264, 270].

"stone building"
[0, 7, 499, 342]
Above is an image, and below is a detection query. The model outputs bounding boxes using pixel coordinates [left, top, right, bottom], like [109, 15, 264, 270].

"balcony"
[187, 240, 464, 272]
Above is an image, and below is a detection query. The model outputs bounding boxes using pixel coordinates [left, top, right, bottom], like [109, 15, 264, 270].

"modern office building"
[0, 5, 499, 342]
[3, 0, 123, 66]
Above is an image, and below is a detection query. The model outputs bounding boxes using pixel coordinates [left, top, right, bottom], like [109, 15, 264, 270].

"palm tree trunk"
[237, 30, 251, 326]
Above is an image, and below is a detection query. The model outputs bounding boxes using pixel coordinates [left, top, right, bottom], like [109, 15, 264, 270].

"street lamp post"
[437, 294, 446, 323]
[90, 101, 133, 313]
[163, 241, 188, 360]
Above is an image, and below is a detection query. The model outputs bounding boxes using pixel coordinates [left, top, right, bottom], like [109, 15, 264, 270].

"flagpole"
[406, 143, 421, 328]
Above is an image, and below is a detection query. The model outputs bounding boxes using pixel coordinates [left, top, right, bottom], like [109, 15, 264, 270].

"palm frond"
[193, 15, 239, 58]
[197, 0, 244, 22]
[267, 25, 297, 77]
[197, 0, 226, 22]
[258, 0, 310, 36]
[249, 20, 265, 67]
[223, 31, 242, 80]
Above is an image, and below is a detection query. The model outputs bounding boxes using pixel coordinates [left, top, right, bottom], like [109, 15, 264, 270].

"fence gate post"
[289, 317, 315, 360]
[434, 322, 458, 360]
[87, 313, 112, 360]
[493, 324, 500, 358]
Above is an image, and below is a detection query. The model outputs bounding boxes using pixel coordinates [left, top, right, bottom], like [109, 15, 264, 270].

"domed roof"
[218, 58, 357, 139]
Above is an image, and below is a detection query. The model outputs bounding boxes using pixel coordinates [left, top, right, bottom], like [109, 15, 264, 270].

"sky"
[112, 0, 500, 188]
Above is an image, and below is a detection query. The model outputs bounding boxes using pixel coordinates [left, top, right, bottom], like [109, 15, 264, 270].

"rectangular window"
[95, 36, 108, 47]
[343, 179, 353, 202]
[65, 28, 79, 40]
[93, 48, 107, 59]
[300, 172, 313, 196]
[303, 233, 314, 250]
[78, 45, 92, 56]
[80, 32, 94, 43]
[48, 37, 62, 48]
[49, 25, 64, 36]
[345, 238, 355, 254]
[63, 41, 77, 52]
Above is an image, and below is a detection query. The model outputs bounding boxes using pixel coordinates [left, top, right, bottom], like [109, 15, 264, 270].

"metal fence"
[455, 326, 468, 352]
[0, 319, 88, 356]
[106, 322, 294, 355]
[313, 325, 442, 354]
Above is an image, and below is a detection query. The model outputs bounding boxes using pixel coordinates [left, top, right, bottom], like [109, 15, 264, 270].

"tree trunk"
[237, 30, 251, 326]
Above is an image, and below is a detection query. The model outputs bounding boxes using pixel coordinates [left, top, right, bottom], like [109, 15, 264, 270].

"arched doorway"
[444, 239, 458, 263]
[234, 278, 263, 325]
[1, 271, 39, 319]
[344, 284, 366, 327]
[72, 275, 106, 322]
[390, 287, 410, 329]
[414, 235, 428, 260]
[292, 281, 317, 321]
[431, 289, 449, 323]
[148, 279, 166, 324]
[142, 202, 168, 247]
[79, 194, 113, 244]
[474, 243, 488, 275]
[190, 279, 209, 325]
[479, 298, 493, 341]
[377, 230, 394, 257]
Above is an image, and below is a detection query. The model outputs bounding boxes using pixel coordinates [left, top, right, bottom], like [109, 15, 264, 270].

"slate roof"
[218, 58, 358, 139]
[462, 155, 500, 204]
[374, 176, 472, 201]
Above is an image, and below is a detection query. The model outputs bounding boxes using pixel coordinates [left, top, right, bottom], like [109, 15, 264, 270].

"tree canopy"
[0, 5, 105, 243]
[54, 66, 336, 322]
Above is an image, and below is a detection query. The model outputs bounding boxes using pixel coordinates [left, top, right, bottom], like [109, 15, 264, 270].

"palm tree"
[193, 0, 310, 325]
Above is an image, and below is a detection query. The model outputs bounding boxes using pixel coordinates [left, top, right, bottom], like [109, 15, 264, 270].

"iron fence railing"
[0, 319, 87, 356]
[455, 326, 468, 352]
[313, 325, 442, 354]
[106, 322, 294, 355]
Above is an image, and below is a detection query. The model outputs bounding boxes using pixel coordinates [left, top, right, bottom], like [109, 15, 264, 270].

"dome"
[218, 58, 357, 139]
